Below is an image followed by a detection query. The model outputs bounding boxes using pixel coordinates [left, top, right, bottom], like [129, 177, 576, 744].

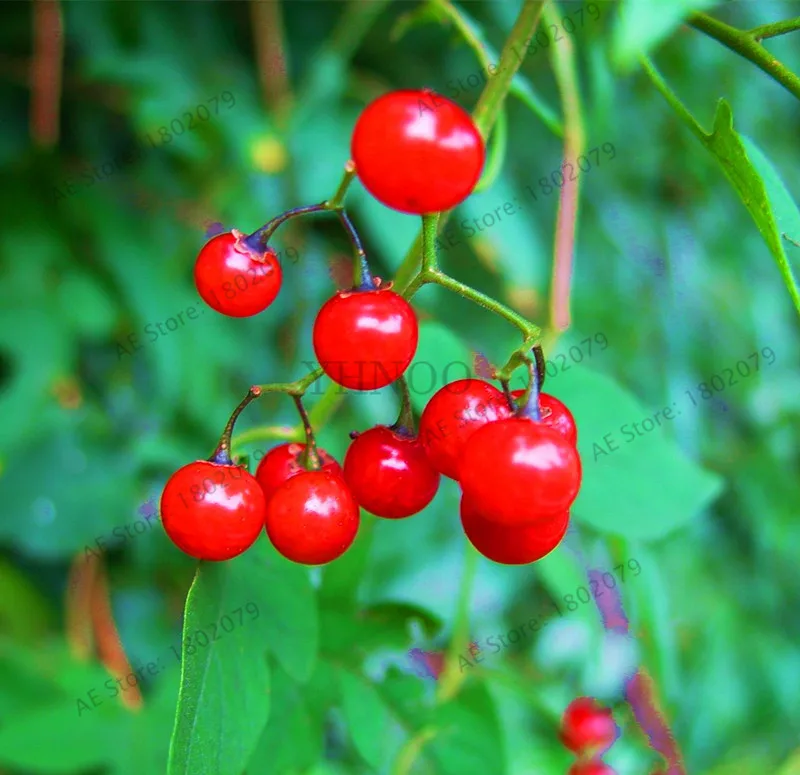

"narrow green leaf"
[642, 58, 800, 313]
[338, 667, 392, 768]
[554, 367, 724, 540]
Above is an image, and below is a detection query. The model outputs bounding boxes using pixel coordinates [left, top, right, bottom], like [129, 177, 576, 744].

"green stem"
[473, 108, 507, 194]
[292, 395, 322, 470]
[688, 11, 800, 102]
[421, 214, 439, 273]
[748, 16, 800, 41]
[210, 386, 263, 464]
[255, 367, 325, 397]
[326, 160, 357, 209]
[544, 0, 585, 333]
[392, 0, 547, 295]
[435, 543, 480, 703]
[389, 377, 415, 436]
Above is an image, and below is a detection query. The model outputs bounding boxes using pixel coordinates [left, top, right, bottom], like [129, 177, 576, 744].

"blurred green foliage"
[1, 1, 799, 774]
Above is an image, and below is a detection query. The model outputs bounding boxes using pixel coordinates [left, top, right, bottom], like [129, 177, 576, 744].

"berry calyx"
[160, 460, 266, 561]
[312, 286, 418, 391]
[460, 417, 582, 525]
[264, 470, 360, 565]
[567, 762, 617, 775]
[460, 497, 569, 564]
[560, 697, 620, 758]
[194, 231, 282, 317]
[418, 379, 512, 480]
[343, 425, 440, 518]
[511, 389, 578, 445]
[255, 442, 341, 501]
[351, 88, 485, 214]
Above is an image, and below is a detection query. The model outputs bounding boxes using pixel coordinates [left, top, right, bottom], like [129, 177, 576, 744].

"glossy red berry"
[343, 426, 440, 518]
[255, 443, 341, 501]
[160, 460, 266, 561]
[264, 470, 360, 565]
[194, 231, 282, 317]
[419, 379, 512, 480]
[460, 417, 582, 525]
[567, 762, 617, 775]
[351, 89, 485, 214]
[560, 697, 620, 758]
[313, 287, 418, 391]
[511, 389, 578, 446]
[460, 497, 569, 564]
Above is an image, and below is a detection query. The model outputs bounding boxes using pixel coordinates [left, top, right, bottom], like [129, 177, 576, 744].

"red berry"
[567, 762, 617, 775]
[312, 287, 418, 391]
[460, 417, 582, 525]
[510, 389, 578, 445]
[343, 426, 440, 518]
[160, 461, 266, 561]
[264, 470, 360, 565]
[255, 443, 341, 501]
[419, 379, 512, 480]
[560, 697, 619, 758]
[460, 497, 568, 564]
[194, 231, 282, 317]
[351, 89, 485, 214]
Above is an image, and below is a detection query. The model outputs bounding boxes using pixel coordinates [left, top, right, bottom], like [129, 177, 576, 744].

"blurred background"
[0, 0, 799, 773]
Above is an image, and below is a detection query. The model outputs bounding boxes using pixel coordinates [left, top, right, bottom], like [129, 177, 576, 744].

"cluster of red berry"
[158, 88, 581, 567]
[560, 697, 620, 775]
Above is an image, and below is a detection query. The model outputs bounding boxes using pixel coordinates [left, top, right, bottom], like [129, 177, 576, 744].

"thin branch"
[544, 2, 585, 332]
[748, 16, 800, 42]
[687, 12, 800, 102]
[30, 0, 63, 147]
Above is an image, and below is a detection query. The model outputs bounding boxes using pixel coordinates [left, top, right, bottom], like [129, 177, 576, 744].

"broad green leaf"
[614, 0, 720, 69]
[246, 664, 322, 775]
[168, 547, 272, 775]
[642, 62, 800, 313]
[338, 668, 392, 768]
[554, 367, 724, 539]
[407, 322, 474, 414]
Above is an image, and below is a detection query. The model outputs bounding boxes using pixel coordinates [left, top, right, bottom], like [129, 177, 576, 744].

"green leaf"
[338, 667, 392, 768]
[246, 664, 322, 775]
[168, 552, 272, 775]
[614, 0, 720, 69]
[168, 536, 318, 775]
[407, 322, 474, 414]
[553, 367, 724, 540]
[642, 60, 800, 314]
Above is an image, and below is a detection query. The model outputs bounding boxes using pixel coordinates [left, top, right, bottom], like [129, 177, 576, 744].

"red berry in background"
[560, 697, 620, 758]
[567, 762, 617, 775]
[313, 287, 418, 391]
[265, 470, 360, 565]
[194, 231, 282, 317]
[419, 379, 512, 480]
[255, 443, 341, 501]
[343, 426, 440, 518]
[351, 88, 485, 215]
[510, 389, 578, 446]
[160, 461, 266, 561]
[460, 417, 582, 525]
[460, 497, 569, 564]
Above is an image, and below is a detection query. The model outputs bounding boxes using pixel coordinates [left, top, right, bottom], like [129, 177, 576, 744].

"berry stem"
[292, 395, 322, 471]
[210, 386, 263, 464]
[256, 367, 325, 397]
[421, 213, 439, 273]
[326, 160, 357, 209]
[389, 377, 415, 436]
[241, 204, 328, 252]
[336, 209, 374, 289]
[516, 358, 541, 422]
